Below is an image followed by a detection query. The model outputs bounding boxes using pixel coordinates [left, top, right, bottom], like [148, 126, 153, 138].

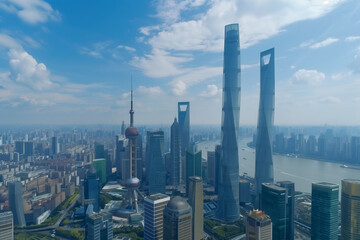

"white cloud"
[117, 45, 136, 52]
[345, 36, 360, 42]
[0, 0, 61, 24]
[137, 86, 163, 96]
[319, 96, 340, 104]
[200, 84, 221, 97]
[8, 48, 52, 90]
[291, 69, 325, 85]
[309, 37, 339, 49]
[0, 33, 22, 49]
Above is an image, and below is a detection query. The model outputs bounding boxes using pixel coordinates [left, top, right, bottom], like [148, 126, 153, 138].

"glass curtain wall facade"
[8, 181, 26, 226]
[255, 48, 275, 203]
[170, 118, 181, 185]
[178, 102, 190, 156]
[341, 179, 360, 239]
[217, 23, 241, 222]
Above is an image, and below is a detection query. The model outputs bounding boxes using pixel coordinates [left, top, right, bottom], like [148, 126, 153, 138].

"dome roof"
[166, 196, 191, 213]
[125, 177, 140, 187]
[125, 127, 139, 138]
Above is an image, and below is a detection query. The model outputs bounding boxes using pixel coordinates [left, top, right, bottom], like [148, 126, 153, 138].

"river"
[196, 137, 360, 194]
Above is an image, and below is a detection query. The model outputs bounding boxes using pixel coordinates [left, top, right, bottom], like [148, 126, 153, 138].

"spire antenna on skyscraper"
[130, 75, 134, 127]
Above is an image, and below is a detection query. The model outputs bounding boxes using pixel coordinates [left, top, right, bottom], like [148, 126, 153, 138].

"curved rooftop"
[125, 127, 139, 138]
[165, 196, 191, 215]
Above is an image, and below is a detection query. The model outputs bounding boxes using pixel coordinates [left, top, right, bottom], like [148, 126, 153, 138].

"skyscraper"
[217, 23, 241, 222]
[186, 150, 202, 196]
[144, 193, 170, 240]
[178, 101, 190, 156]
[92, 158, 107, 186]
[207, 151, 215, 185]
[170, 118, 181, 185]
[188, 176, 203, 240]
[163, 196, 192, 240]
[146, 130, 166, 194]
[84, 166, 99, 213]
[115, 136, 126, 179]
[51, 136, 59, 155]
[214, 145, 221, 194]
[86, 211, 113, 240]
[255, 48, 275, 204]
[311, 182, 339, 240]
[246, 210, 272, 240]
[8, 181, 26, 226]
[277, 181, 295, 240]
[341, 179, 360, 239]
[261, 183, 286, 240]
[0, 211, 14, 240]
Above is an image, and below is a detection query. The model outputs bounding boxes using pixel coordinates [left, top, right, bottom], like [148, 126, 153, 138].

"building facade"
[178, 102, 190, 156]
[144, 193, 170, 240]
[255, 48, 275, 205]
[86, 211, 113, 240]
[170, 117, 181, 185]
[341, 179, 360, 239]
[217, 23, 241, 222]
[163, 196, 192, 240]
[188, 176, 203, 240]
[185, 150, 202, 196]
[278, 181, 295, 240]
[0, 211, 13, 240]
[8, 181, 26, 226]
[246, 210, 272, 240]
[311, 182, 339, 240]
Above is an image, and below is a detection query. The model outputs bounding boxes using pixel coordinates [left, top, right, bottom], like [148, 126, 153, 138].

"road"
[15, 194, 79, 233]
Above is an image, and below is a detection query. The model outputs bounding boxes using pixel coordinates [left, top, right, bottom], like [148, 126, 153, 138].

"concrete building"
[0, 211, 13, 240]
[341, 179, 360, 239]
[246, 210, 272, 240]
[255, 48, 275, 208]
[188, 176, 203, 240]
[311, 182, 339, 240]
[86, 211, 113, 240]
[144, 193, 170, 240]
[217, 23, 241, 222]
[164, 196, 192, 240]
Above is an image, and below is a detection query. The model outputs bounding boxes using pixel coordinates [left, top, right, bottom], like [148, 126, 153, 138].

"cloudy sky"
[0, 0, 359, 126]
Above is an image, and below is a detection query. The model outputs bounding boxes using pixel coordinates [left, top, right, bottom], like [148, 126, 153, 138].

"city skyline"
[0, 1, 360, 126]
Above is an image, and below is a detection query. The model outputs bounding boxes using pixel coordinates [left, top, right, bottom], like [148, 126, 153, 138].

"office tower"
[84, 166, 99, 212]
[163, 196, 192, 240]
[186, 150, 202, 196]
[144, 193, 170, 240]
[178, 101, 190, 156]
[246, 210, 272, 240]
[86, 211, 113, 240]
[217, 23, 241, 222]
[146, 130, 166, 194]
[188, 176, 203, 240]
[341, 179, 360, 239]
[207, 151, 215, 185]
[95, 143, 105, 159]
[15, 141, 24, 155]
[8, 181, 26, 226]
[51, 136, 59, 154]
[261, 183, 286, 240]
[121, 120, 125, 135]
[278, 181, 295, 240]
[311, 182, 339, 240]
[136, 134, 143, 181]
[170, 118, 181, 185]
[214, 145, 221, 194]
[105, 149, 112, 178]
[115, 136, 126, 179]
[0, 211, 14, 240]
[92, 158, 107, 186]
[255, 48, 275, 204]
[239, 179, 251, 204]
[24, 141, 34, 157]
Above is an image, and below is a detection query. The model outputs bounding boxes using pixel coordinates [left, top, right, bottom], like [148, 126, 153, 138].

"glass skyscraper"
[311, 182, 339, 240]
[178, 102, 190, 156]
[8, 181, 26, 227]
[255, 48, 275, 203]
[217, 23, 241, 222]
[170, 117, 181, 185]
[341, 179, 360, 240]
[185, 150, 202, 196]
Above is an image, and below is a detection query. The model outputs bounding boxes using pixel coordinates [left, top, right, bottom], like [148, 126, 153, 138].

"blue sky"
[0, 0, 360, 126]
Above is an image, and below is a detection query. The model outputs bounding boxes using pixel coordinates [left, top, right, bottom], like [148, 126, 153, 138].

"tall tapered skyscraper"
[170, 118, 181, 185]
[8, 182, 26, 226]
[217, 23, 241, 222]
[178, 102, 190, 156]
[255, 48, 275, 202]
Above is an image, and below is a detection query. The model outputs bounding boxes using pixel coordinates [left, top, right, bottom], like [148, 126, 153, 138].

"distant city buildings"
[311, 182, 339, 240]
[246, 210, 272, 240]
[144, 193, 170, 240]
[0, 211, 13, 240]
[341, 179, 360, 239]
[163, 196, 192, 240]
[217, 23, 241, 222]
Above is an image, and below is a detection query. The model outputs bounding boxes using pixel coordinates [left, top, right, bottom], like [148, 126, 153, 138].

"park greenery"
[56, 228, 85, 240]
[204, 219, 245, 240]
[113, 226, 144, 240]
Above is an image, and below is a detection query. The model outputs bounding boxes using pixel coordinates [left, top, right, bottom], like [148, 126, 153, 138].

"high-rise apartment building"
[144, 193, 170, 240]
[261, 183, 286, 240]
[146, 130, 166, 194]
[185, 150, 202, 196]
[86, 211, 113, 240]
[170, 118, 181, 185]
[255, 48, 275, 205]
[341, 179, 360, 239]
[8, 181, 26, 226]
[188, 176, 203, 240]
[311, 182, 339, 240]
[246, 210, 272, 240]
[163, 196, 192, 240]
[0, 211, 13, 240]
[217, 23, 241, 222]
[178, 102, 190, 156]
[277, 181, 295, 240]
